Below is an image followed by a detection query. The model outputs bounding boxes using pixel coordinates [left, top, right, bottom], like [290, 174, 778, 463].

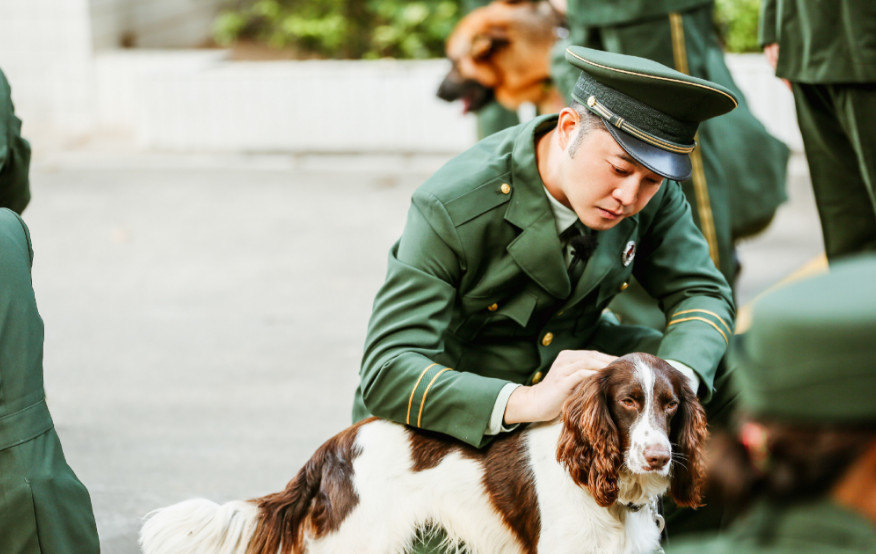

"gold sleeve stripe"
[417, 368, 452, 428]
[671, 309, 732, 334]
[407, 363, 438, 425]
[667, 316, 728, 344]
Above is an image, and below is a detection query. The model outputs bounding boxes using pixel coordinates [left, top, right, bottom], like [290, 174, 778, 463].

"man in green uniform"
[552, 0, 789, 328]
[0, 68, 32, 214]
[760, 0, 876, 262]
[0, 209, 100, 552]
[354, 48, 737, 551]
[668, 255, 876, 553]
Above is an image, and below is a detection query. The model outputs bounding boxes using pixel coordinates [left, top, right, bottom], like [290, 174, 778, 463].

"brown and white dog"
[436, 0, 567, 115]
[140, 353, 707, 554]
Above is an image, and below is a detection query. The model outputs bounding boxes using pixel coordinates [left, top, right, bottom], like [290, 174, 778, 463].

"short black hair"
[568, 101, 607, 158]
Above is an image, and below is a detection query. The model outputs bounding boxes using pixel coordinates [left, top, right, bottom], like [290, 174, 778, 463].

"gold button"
[557, 310, 564, 316]
[531, 371, 544, 385]
[620, 281, 629, 291]
[487, 303, 498, 312]
[500, 183, 511, 194]
[541, 332, 554, 346]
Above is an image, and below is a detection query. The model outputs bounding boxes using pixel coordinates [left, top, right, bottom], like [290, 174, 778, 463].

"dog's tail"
[139, 498, 260, 554]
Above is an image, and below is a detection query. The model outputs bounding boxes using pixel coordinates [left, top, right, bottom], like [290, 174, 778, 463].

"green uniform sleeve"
[360, 192, 510, 448]
[635, 180, 735, 396]
[758, 0, 779, 47]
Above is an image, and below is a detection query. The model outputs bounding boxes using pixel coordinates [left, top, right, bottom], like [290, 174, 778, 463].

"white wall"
[0, 0, 95, 144]
[87, 51, 800, 154]
[0, 0, 801, 156]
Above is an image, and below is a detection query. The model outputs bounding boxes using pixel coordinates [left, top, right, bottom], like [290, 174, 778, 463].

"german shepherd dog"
[436, 0, 566, 115]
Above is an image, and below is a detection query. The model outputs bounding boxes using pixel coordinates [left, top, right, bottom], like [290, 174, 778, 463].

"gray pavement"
[25, 149, 821, 553]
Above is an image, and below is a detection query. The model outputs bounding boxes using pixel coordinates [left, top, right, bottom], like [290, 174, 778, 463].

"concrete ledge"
[70, 51, 804, 154]
[93, 51, 477, 153]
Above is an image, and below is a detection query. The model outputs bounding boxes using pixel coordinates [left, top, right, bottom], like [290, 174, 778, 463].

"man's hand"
[763, 43, 792, 90]
[503, 350, 616, 425]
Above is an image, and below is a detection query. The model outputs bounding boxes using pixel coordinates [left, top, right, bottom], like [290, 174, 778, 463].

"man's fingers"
[553, 350, 616, 371]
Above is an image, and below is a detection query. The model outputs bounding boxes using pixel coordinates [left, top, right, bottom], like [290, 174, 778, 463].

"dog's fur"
[140, 353, 707, 554]
[436, 0, 566, 115]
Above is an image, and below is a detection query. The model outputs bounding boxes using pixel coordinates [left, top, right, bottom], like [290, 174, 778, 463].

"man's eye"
[611, 164, 631, 176]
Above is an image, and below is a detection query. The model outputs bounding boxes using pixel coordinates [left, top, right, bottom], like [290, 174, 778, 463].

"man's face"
[557, 126, 665, 231]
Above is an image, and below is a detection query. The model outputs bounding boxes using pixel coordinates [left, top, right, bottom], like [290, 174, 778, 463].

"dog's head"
[436, 0, 562, 113]
[556, 353, 708, 508]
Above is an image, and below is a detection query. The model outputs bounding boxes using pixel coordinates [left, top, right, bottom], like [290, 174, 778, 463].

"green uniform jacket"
[759, 0, 876, 83]
[0, 69, 32, 214]
[0, 209, 99, 553]
[353, 115, 734, 448]
[567, 0, 710, 27]
[668, 499, 876, 553]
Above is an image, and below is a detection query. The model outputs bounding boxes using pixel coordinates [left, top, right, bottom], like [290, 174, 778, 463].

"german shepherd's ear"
[471, 25, 511, 61]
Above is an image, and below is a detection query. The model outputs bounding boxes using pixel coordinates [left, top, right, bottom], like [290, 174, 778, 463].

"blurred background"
[0, 1, 822, 552]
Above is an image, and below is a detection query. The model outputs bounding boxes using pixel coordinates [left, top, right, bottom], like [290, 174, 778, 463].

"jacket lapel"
[503, 116, 571, 299]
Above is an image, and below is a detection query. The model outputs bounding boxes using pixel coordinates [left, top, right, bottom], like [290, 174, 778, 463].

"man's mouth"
[598, 207, 623, 219]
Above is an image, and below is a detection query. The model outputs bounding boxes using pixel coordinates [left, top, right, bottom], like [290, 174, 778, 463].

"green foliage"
[213, 0, 765, 58]
[211, 0, 461, 59]
[714, 0, 763, 53]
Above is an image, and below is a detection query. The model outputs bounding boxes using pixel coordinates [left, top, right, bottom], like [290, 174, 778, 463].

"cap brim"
[604, 124, 692, 182]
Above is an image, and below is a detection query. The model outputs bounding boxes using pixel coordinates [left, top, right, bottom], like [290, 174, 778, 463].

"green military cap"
[564, 46, 738, 181]
[730, 255, 876, 424]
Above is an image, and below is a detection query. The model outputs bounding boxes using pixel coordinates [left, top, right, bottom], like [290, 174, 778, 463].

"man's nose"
[612, 180, 639, 206]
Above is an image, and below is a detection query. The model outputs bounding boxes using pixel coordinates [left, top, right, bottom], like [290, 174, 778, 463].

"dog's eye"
[665, 400, 679, 412]
[620, 398, 636, 409]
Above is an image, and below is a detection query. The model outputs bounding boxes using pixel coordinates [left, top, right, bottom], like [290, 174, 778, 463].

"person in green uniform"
[552, 0, 789, 329]
[667, 254, 876, 553]
[760, 0, 876, 262]
[354, 46, 738, 551]
[0, 68, 32, 214]
[0, 209, 100, 552]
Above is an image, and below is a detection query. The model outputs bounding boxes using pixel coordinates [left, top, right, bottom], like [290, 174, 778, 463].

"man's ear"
[556, 108, 580, 151]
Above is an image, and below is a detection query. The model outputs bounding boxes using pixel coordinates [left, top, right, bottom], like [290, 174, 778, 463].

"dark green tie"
[562, 223, 597, 286]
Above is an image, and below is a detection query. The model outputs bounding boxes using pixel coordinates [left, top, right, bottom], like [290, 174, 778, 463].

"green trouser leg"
[792, 82, 876, 261]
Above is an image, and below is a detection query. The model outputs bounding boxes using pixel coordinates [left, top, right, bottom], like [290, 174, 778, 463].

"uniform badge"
[622, 241, 636, 267]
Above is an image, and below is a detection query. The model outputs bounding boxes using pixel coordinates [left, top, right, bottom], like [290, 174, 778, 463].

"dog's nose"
[644, 446, 670, 470]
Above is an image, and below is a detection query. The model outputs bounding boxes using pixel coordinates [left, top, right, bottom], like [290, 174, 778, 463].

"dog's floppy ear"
[557, 372, 622, 507]
[470, 25, 511, 61]
[669, 381, 709, 507]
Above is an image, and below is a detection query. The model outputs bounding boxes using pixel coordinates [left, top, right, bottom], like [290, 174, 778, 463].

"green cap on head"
[564, 46, 737, 181]
[730, 255, 876, 424]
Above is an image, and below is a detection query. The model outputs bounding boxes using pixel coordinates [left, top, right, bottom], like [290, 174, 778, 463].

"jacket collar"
[502, 115, 639, 301]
